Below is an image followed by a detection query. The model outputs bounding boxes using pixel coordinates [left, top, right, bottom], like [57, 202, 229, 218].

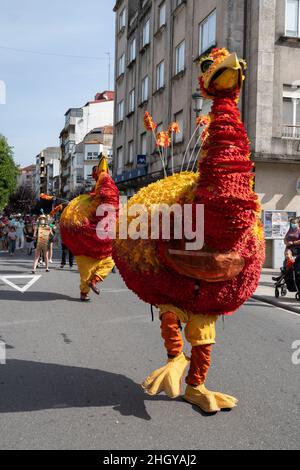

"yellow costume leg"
[93, 256, 115, 281]
[141, 304, 238, 411]
[76, 256, 115, 295]
[142, 305, 190, 399]
[183, 314, 238, 413]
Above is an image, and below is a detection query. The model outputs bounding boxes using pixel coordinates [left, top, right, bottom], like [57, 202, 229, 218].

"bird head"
[92, 153, 109, 181]
[199, 48, 247, 99]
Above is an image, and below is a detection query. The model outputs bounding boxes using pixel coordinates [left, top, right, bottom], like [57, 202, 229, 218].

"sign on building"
[137, 154, 146, 166]
[263, 210, 297, 239]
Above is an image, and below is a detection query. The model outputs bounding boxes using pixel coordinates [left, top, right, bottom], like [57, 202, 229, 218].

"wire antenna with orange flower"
[144, 112, 167, 177]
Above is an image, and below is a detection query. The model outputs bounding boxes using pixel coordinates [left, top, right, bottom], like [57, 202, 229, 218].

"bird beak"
[98, 156, 109, 174]
[206, 53, 243, 92]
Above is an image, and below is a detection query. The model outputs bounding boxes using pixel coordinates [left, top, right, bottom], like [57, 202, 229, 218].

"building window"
[156, 60, 165, 90]
[159, 1, 166, 28]
[128, 141, 134, 163]
[128, 89, 135, 113]
[119, 8, 126, 32]
[175, 40, 185, 74]
[118, 54, 125, 76]
[282, 86, 300, 138]
[142, 76, 149, 102]
[117, 147, 124, 170]
[174, 111, 184, 143]
[143, 19, 150, 47]
[199, 10, 216, 54]
[129, 37, 136, 63]
[117, 100, 124, 122]
[283, 97, 294, 125]
[141, 133, 147, 155]
[286, 0, 300, 37]
[174, 0, 185, 9]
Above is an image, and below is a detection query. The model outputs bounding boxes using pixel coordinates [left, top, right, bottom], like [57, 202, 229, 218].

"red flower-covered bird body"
[113, 49, 265, 413]
[60, 155, 119, 301]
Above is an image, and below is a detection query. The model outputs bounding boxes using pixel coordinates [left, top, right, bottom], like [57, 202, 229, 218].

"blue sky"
[0, 0, 115, 167]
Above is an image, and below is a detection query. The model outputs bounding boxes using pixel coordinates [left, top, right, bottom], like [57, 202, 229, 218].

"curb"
[252, 295, 300, 315]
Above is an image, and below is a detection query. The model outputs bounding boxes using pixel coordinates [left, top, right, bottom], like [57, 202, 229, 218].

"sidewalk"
[254, 268, 300, 314]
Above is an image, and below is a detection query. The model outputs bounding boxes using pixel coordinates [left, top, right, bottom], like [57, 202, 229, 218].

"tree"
[0, 135, 17, 210]
[5, 185, 36, 214]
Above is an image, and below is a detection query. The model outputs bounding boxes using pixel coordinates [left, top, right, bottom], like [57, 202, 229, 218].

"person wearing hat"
[32, 214, 53, 273]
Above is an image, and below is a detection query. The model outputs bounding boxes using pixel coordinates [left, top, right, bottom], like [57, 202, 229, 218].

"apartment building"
[60, 91, 114, 198]
[72, 126, 114, 193]
[113, 0, 300, 265]
[17, 165, 36, 193]
[35, 147, 61, 196]
[113, 0, 246, 195]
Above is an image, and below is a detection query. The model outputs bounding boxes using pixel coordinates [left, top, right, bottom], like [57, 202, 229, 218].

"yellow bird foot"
[142, 352, 190, 399]
[184, 384, 238, 414]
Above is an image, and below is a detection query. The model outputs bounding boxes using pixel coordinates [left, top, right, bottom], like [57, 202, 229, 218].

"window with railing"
[282, 85, 300, 139]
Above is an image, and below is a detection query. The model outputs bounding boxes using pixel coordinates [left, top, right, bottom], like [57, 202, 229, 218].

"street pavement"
[0, 251, 299, 450]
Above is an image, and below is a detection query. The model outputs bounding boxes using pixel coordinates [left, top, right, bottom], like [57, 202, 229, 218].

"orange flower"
[168, 122, 180, 134]
[144, 112, 157, 132]
[40, 193, 54, 201]
[210, 48, 229, 60]
[196, 114, 210, 127]
[156, 131, 170, 148]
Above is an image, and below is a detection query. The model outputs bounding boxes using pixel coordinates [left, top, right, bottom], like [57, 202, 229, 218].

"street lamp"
[192, 90, 204, 116]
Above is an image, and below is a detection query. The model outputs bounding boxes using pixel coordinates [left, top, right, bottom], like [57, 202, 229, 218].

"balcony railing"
[282, 125, 300, 140]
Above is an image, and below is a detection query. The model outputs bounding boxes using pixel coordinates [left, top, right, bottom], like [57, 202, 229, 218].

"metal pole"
[106, 52, 111, 90]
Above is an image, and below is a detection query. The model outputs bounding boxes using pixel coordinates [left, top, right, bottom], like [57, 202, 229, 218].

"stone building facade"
[113, 0, 300, 265]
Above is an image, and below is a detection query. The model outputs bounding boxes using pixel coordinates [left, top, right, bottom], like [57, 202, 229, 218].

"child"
[273, 248, 296, 281]
[7, 226, 17, 256]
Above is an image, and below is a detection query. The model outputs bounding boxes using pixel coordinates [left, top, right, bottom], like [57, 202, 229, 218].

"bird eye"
[201, 59, 213, 73]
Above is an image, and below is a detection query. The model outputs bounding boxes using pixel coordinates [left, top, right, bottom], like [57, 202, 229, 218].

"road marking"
[0, 275, 41, 293]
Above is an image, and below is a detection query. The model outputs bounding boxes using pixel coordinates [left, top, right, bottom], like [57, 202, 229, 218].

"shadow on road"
[0, 291, 77, 302]
[0, 359, 175, 420]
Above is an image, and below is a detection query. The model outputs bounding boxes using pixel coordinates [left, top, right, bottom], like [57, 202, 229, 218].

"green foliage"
[0, 135, 17, 210]
[6, 185, 36, 214]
